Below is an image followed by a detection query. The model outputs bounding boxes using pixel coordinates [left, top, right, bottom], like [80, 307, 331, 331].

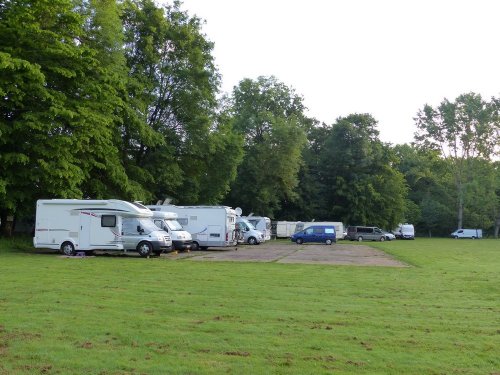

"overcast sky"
[174, 0, 500, 144]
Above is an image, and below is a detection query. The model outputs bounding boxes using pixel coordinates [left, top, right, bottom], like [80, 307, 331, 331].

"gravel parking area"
[166, 241, 408, 267]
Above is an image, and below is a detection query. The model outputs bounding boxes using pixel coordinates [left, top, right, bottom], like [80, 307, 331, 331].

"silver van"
[346, 226, 386, 242]
[236, 217, 265, 245]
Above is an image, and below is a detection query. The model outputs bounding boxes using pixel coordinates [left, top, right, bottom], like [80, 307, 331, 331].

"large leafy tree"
[393, 144, 455, 236]
[0, 0, 131, 235]
[319, 114, 407, 229]
[225, 76, 308, 217]
[415, 92, 500, 229]
[121, 0, 242, 204]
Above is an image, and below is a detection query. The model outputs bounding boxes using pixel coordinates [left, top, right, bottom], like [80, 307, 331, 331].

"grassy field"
[0, 237, 499, 374]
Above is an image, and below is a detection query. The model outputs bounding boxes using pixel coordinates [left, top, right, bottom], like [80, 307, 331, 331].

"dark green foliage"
[318, 114, 407, 229]
[121, 0, 241, 204]
[225, 76, 307, 217]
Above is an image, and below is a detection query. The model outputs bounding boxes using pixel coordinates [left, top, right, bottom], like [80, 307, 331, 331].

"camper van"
[243, 216, 271, 241]
[146, 204, 238, 250]
[295, 221, 345, 239]
[150, 211, 192, 251]
[33, 199, 172, 257]
[236, 217, 265, 245]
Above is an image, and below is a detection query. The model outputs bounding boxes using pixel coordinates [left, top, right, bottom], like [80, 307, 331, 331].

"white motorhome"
[243, 215, 271, 241]
[275, 221, 299, 238]
[295, 221, 345, 239]
[150, 211, 192, 251]
[451, 228, 483, 239]
[33, 199, 172, 257]
[146, 204, 238, 250]
[236, 217, 265, 245]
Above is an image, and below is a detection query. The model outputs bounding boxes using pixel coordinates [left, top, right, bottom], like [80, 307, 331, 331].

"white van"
[393, 223, 415, 240]
[243, 216, 271, 241]
[451, 228, 483, 239]
[146, 204, 238, 250]
[236, 217, 265, 245]
[150, 211, 192, 251]
[33, 199, 171, 257]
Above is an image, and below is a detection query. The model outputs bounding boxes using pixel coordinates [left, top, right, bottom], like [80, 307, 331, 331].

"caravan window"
[177, 218, 188, 226]
[101, 215, 116, 227]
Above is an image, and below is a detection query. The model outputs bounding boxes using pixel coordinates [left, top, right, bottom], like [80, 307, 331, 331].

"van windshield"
[166, 220, 183, 231]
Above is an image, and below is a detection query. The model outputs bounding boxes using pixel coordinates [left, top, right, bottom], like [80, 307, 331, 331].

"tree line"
[1, 0, 499, 237]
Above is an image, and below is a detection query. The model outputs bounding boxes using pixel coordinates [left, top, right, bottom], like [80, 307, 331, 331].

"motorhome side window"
[101, 215, 116, 227]
[177, 218, 188, 226]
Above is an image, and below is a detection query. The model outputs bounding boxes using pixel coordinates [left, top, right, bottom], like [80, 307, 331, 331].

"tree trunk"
[457, 182, 464, 229]
[494, 215, 500, 239]
[0, 212, 13, 237]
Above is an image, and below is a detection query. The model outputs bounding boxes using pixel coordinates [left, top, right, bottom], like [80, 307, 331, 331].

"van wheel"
[296, 238, 303, 244]
[248, 237, 257, 245]
[380, 236, 385, 242]
[190, 242, 200, 251]
[471, 236, 476, 240]
[326, 239, 332, 245]
[137, 242, 152, 257]
[357, 236, 363, 242]
[61, 242, 76, 256]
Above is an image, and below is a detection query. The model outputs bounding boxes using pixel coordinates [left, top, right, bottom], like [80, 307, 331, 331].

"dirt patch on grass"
[174, 241, 408, 267]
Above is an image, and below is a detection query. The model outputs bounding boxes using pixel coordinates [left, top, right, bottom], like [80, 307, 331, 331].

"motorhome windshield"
[136, 218, 160, 234]
[240, 218, 256, 230]
[165, 220, 183, 231]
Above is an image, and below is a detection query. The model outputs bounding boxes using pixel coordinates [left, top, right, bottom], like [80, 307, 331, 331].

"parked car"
[346, 226, 386, 242]
[382, 231, 395, 241]
[291, 225, 337, 245]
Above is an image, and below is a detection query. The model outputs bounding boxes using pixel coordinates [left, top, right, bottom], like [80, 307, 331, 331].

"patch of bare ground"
[185, 241, 408, 267]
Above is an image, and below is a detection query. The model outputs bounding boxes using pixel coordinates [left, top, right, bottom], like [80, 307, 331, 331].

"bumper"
[151, 240, 172, 251]
[173, 240, 192, 250]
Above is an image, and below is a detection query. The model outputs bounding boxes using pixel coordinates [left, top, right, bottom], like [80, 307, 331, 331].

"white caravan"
[146, 204, 238, 250]
[450, 228, 483, 239]
[275, 221, 299, 238]
[33, 199, 172, 257]
[295, 221, 345, 239]
[150, 211, 193, 251]
[243, 215, 271, 241]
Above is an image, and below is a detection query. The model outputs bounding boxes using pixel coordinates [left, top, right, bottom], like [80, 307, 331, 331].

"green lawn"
[0, 237, 499, 374]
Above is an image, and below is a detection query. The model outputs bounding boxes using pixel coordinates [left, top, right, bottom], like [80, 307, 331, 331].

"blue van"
[290, 225, 336, 245]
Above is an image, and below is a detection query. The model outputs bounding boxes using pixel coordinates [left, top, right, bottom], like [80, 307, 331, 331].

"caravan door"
[79, 212, 92, 249]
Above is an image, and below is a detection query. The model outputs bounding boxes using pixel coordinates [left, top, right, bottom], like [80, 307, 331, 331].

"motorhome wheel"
[190, 242, 199, 251]
[137, 242, 152, 257]
[61, 242, 76, 256]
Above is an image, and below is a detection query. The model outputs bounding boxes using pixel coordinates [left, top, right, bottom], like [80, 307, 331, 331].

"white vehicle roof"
[37, 199, 153, 218]
[150, 211, 178, 220]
